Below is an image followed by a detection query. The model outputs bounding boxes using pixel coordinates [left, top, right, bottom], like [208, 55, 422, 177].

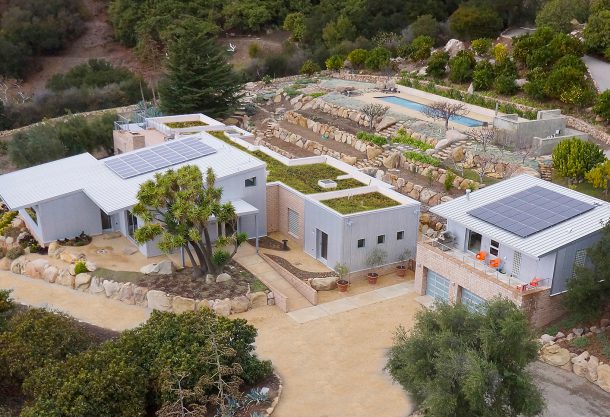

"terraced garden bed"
[321, 192, 400, 214]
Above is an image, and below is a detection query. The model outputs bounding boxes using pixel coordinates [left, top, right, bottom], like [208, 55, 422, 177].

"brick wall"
[276, 185, 305, 247]
[266, 184, 279, 233]
[520, 289, 566, 329]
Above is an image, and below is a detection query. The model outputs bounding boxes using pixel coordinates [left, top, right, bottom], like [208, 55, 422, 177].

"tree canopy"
[552, 137, 605, 181]
[133, 165, 247, 277]
[386, 298, 544, 417]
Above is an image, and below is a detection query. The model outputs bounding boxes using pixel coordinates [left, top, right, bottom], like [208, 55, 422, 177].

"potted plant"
[366, 247, 387, 285]
[396, 248, 412, 277]
[334, 262, 350, 292]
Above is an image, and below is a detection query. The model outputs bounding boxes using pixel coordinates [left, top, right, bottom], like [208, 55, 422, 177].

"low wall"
[261, 253, 319, 307]
[533, 131, 590, 156]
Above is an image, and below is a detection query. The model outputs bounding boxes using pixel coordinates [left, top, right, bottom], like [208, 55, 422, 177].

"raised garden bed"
[265, 254, 335, 281]
[321, 192, 400, 214]
[92, 260, 267, 300]
[247, 236, 290, 251]
[58, 232, 92, 247]
[164, 121, 207, 128]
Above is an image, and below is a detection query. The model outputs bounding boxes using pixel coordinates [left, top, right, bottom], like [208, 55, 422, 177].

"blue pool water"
[376, 96, 485, 127]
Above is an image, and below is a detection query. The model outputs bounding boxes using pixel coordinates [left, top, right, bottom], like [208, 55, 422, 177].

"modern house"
[415, 174, 610, 327]
[0, 113, 420, 276]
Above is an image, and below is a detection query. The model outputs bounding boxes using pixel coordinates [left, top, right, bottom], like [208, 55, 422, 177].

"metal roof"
[0, 133, 265, 214]
[431, 175, 610, 258]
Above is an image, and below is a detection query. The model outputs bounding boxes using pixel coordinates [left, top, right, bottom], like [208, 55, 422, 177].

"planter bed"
[321, 192, 400, 214]
[265, 254, 335, 280]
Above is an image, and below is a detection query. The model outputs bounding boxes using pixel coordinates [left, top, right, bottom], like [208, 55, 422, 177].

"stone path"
[288, 282, 413, 323]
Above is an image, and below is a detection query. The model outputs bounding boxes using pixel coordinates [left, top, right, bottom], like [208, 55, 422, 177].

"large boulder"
[596, 364, 610, 392]
[376, 116, 398, 131]
[196, 299, 212, 310]
[118, 283, 135, 304]
[0, 257, 11, 271]
[340, 155, 357, 166]
[47, 241, 60, 257]
[444, 39, 466, 57]
[230, 296, 251, 314]
[56, 270, 74, 288]
[102, 280, 121, 299]
[74, 273, 91, 290]
[366, 145, 383, 160]
[540, 344, 571, 367]
[248, 291, 268, 308]
[89, 277, 105, 295]
[310, 276, 338, 291]
[586, 355, 599, 382]
[510, 166, 541, 178]
[147, 290, 172, 311]
[60, 251, 77, 264]
[212, 298, 232, 317]
[140, 260, 174, 275]
[172, 296, 196, 314]
[24, 259, 49, 279]
[451, 146, 465, 162]
[42, 266, 59, 283]
[133, 286, 148, 307]
[383, 151, 401, 169]
[216, 273, 232, 283]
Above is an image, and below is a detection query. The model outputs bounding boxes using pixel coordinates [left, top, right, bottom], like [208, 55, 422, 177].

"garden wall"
[261, 253, 319, 307]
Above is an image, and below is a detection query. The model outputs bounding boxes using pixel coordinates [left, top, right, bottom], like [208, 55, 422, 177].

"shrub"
[471, 38, 492, 56]
[570, 336, 590, 349]
[0, 309, 94, 383]
[365, 47, 391, 70]
[535, 0, 590, 33]
[410, 35, 434, 61]
[584, 10, 610, 56]
[74, 261, 89, 275]
[444, 170, 456, 191]
[0, 289, 14, 331]
[325, 54, 343, 70]
[409, 15, 440, 41]
[493, 73, 517, 95]
[552, 137, 605, 180]
[392, 131, 433, 150]
[492, 43, 509, 64]
[6, 246, 24, 260]
[472, 61, 495, 90]
[300, 59, 321, 76]
[0, 211, 17, 234]
[448, 50, 476, 83]
[356, 131, 387, 146]
[403, 151, 441, 167]
[594, 90, 610, 121]
[248, 42, 261, 58]
[449, 4, 503, 40]
[426, 51, 449, 78]
[347, 48, 368, 68]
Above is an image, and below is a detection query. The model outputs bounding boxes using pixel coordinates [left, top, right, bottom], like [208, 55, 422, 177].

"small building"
[414, 174, 610, 327]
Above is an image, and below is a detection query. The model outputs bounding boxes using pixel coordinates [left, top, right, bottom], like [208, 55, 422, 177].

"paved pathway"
[289, 282, 413, 323]
[583, 55, 610, 92]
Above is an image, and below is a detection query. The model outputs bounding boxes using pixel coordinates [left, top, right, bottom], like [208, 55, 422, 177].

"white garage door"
[461, 288, 485, 311]
[426, 270, 450, 302]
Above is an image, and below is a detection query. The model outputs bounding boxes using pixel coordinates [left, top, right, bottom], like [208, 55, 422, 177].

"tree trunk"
[445, 118, 449, 130]
[184, 245, 203, 278]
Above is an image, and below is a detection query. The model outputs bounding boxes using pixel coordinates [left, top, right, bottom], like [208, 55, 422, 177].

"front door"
[101, 210, 112, 231]
[316, 229, 328, 262]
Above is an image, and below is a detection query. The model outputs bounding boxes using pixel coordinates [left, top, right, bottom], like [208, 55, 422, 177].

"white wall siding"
[37, 192, 102, 243]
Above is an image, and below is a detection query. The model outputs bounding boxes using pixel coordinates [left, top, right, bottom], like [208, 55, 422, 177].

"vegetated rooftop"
[165, 121, 207, 128]
[207, 130, 364, 194]
[321, 192, 400, 214]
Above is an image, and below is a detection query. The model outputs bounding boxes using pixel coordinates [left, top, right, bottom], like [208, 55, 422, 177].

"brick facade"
[415, 242, 564, 328]
[265, 184, 306, 247]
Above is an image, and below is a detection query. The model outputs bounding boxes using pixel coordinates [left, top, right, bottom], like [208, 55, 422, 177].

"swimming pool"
[376, 96, 485, 127]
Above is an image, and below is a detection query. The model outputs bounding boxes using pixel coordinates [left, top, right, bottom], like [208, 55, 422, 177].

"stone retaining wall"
[539, 318, 610, 393]
[261, 253, 319, 307]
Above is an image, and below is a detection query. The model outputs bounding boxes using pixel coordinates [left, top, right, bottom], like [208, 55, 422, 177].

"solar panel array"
[467, 186, 595, 238]
[104, 137, 216, 179]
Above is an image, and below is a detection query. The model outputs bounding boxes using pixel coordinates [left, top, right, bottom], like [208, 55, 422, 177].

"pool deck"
[358, 86, 498, 132]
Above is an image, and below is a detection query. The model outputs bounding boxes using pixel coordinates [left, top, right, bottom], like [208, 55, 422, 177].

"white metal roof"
[229, 199, 259, 216]
[0, 133, 265, 214]
[431, 174, 610, 258]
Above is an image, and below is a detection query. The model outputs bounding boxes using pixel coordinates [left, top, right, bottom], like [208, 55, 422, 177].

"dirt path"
[299, 108, 374, 136]
[279, 120, 366, 158]
[260, 135, 315, 158]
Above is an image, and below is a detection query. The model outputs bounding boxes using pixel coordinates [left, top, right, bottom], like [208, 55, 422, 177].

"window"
[377, 235, 385, 244]
[288, 209, 299, 237]
[396, 231, 404, 240]
[490, 239, 499, 256]
[245, 177, 256, 187]
[572, 249, 587, 278]
[127, 211, 138, 238]
[467, 230, 482, 253]
[461, 287, 485, 311]
[357, 239, 365, 248]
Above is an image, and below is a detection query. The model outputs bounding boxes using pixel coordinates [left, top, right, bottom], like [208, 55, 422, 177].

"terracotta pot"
[396, 265, 406, 277]
[367, 272, 378, 285]
[337, 279, 349, 292]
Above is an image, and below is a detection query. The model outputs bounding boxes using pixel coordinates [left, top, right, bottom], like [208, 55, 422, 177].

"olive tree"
[386, 298, 544, 417]
[133, 165, 247, 277]
[361, 103, 389, 129]
[422, 101, 469, 130]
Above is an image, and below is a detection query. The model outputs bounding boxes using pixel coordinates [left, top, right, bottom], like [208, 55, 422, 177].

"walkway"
[0, 271, 149, 331]
[289, 282, 413, 323]
[583, 55, 610, 92]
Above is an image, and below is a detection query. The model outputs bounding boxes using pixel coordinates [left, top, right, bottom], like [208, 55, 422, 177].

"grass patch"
[570, 336, 590, 349]
[208, 131, 364, 194]
[392, 130, 433, 151]
[403, 151, 441, 167]
[357, 131, 387, 146]
[321, 192, 400, 214]
[250, 278, 268, 293]
[308, 92, 326, 98]
[284, 86, 302, 97]
[164, 121, 207, 128]
[461, 168, 501, 186]
[91, 268, 143, 283]
[551, 172, 609, 201]
[542, 316, 581, 337]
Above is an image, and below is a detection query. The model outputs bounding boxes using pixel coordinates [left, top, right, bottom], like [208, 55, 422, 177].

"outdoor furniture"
[475, 251, 487, 261]
[282, 239, 289, 250]
[529, 277, 541, 287]
[489, 258, 500, 268]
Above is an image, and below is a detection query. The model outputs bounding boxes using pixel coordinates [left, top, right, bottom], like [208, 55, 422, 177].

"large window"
[288, 209, 299, 237]
[490, 239, 499, 256]
[467, 230, 482, 253]
[127, 211, 138, 238]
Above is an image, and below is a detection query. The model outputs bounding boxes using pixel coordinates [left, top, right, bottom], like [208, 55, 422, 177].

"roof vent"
[466, 189, 471, 200]
[318, 179, 337, 189]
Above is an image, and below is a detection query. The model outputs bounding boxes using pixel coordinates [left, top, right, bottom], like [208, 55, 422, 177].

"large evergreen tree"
[159, 29, 243, 117]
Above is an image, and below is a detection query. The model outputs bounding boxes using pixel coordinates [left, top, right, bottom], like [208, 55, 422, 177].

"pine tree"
[159, 30, 243, 117]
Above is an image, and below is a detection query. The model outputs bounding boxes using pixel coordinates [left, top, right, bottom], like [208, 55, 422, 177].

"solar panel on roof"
[104, 137, 217, 179]
[467, 186, 595, 238]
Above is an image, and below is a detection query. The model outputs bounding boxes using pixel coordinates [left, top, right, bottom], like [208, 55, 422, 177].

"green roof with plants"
[321, 192, 400, 214]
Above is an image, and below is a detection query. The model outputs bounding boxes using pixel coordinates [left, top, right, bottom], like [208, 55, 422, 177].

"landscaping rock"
[11, 217, 24, 228]
[310, 276, 338, 291]
[444, 39, 465, 57]
[216, 273, 232, 283]
[572, 356, 589, 378]
[383, 151, 401, 169]
[133, 286, 148, 306]
[24, 259, 48, 279]
[212, 298, 232, 317]
[74, 273, 92, 291]
[47, 241, 60, 257]
[118, 283, 135, 304]
[10, 257, 28, 274]
[102, 280, 121, 299]
[140, 260, 174, 275]
[340, 155, 357, 165]
[451, 146, 465, 162]
[596, 364, 610, 392]
[601, 318, 610, 328]
[366, 145, 383, 160]
[0, 257, 10, 271]
[56, 270, 74, 288]
[230, 296, 251, 314]
[248, 291, 268, 308]
[205, 274, 215, 284]
[573, 328, 584, 337]
[555, 331, 565, 339]
[60, 251, 77, 263]
[586, 355, 599, 382]
[89, 277, 105, 295]
[172, 296, 196, 314]
[509, 166, 540, 178]
[590, 326, 601, 334]
[196, 299, 211, 310]
[147, 290, 173, 311]
[42, 266, 59, 283]
[540, 344, 571, 366]
[85, 261, 97, 272]
[540, 334, 555, 344]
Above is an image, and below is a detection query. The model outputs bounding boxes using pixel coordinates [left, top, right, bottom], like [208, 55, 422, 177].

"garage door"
[460, 288, 485, 311]
[426, 270, 450, 302]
